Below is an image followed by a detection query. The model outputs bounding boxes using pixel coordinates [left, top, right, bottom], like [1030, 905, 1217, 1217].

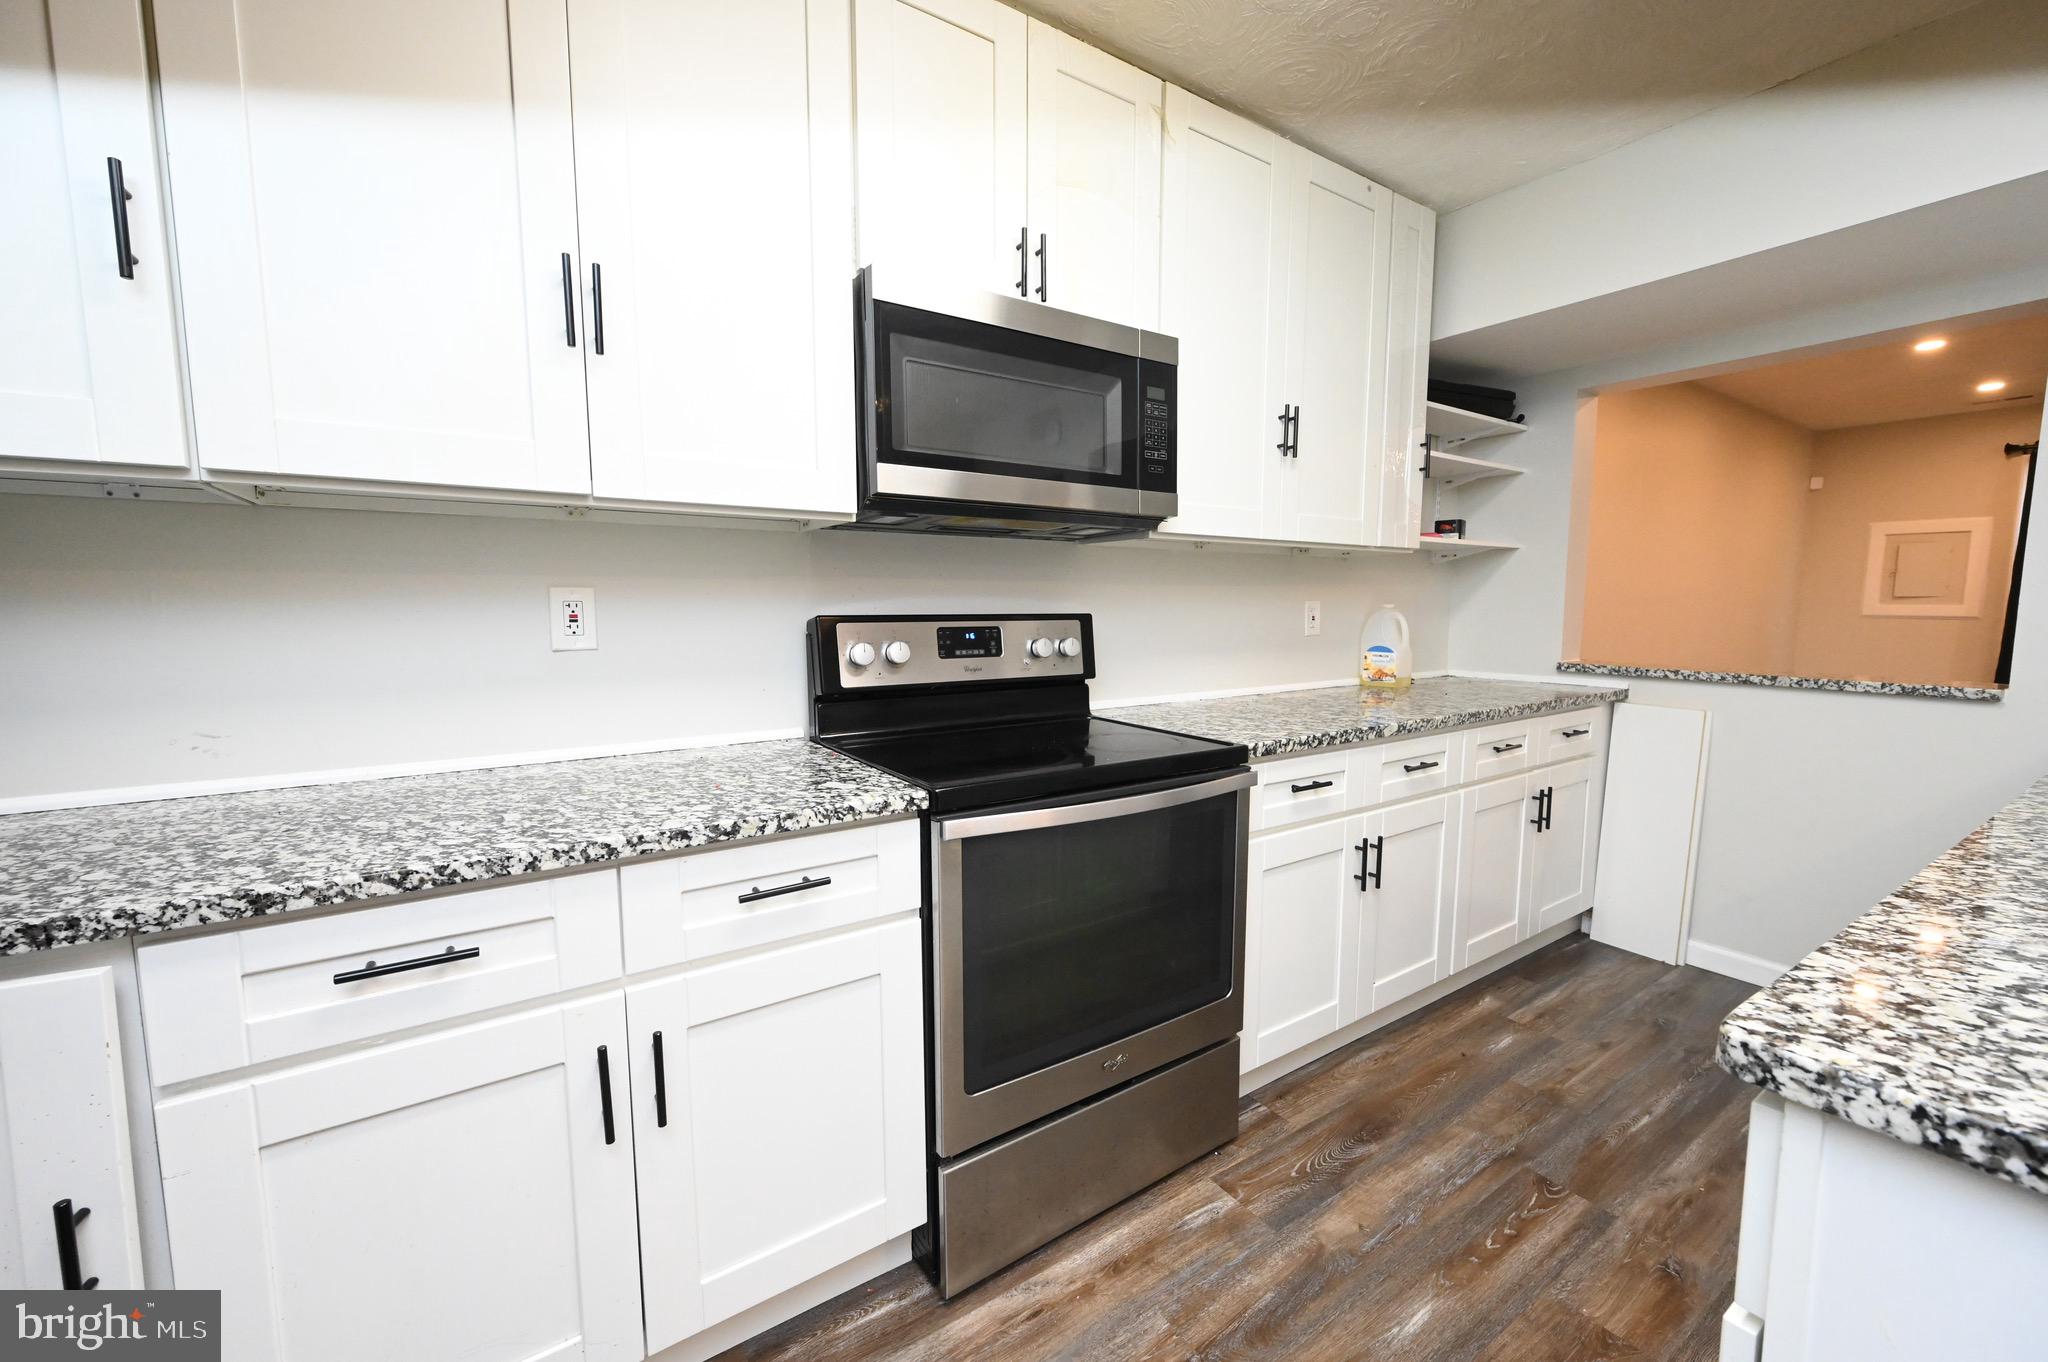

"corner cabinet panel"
[0, 968, 144, 1291]
[853, 0, 1027, 296]
[0, 0, 186, 468]
[1158, 85, 1292, 542]
[575, 0, 855, 516]
[154, 997, 644, 1362]
[155, 0, 591, 494]
[629, 917, 924, 1354]
[1377, 194, 1435, 549]
[1244, 816, 1362, 1069]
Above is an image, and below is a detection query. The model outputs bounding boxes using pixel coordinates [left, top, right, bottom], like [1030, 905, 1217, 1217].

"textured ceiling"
[1014, 0, 1987, 210]
[1695, 310, 2048, 431]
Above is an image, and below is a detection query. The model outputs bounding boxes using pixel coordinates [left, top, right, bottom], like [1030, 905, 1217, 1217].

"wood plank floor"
[718, 936, 1758, 1362]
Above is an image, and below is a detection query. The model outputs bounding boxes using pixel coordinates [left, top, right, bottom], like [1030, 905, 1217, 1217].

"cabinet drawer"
[1252, 751, 1355, 830]
[138, 872, 624, 1088]
[620, 819, 920, 974]
[1537, 707, 1606, 764]
[1462, 719, 1537, 784]
[1354, 731, 1461, 807]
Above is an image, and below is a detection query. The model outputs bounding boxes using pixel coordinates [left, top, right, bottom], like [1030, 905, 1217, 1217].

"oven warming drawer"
[929, 1038, 1239, 1298]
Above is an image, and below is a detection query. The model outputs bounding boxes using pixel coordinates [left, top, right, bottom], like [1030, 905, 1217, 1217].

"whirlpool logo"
[6, 1293, 219, 1359]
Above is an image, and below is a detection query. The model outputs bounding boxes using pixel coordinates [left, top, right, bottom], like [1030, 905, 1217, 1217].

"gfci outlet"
[1303, 600, 1322, 636]
[549, 586, 597, 652]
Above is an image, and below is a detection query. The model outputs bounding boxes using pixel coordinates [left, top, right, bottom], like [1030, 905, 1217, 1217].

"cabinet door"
[1361, 793, 1458, 1014]
[1244, 816, 1362, 1069]
[1023, 20, 1162, 327]
[1453, 776, 1529, 973]
[1282, 148, 1391, 547]
[156, 0, 590, 493]
[0, 968, 143, 1290]
[854, 0, 1026, 295]
[1, 0, 184, 468]
[628, 918, 924, 1353]
[574, 0, 854, 516]
[1375, 194, 1435, 549]
[155, 998, 643, 1362]
[1529, 758, 1596, 934]
[1158, 85, 1292, 541]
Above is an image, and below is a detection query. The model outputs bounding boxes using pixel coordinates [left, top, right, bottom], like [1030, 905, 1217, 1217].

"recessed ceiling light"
[1976, 379, 2008, 394]
[1912, 337, 1948, 352]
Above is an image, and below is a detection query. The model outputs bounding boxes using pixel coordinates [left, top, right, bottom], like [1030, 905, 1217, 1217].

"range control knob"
[1057, 636, 1083, 658]
[882, 640, 912, 665]
[846, 641, 877, 668]
[1027, 636, 1056, 659]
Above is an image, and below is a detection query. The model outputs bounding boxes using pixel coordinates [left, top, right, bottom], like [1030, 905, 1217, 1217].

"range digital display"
[936, 625, 1003, 659]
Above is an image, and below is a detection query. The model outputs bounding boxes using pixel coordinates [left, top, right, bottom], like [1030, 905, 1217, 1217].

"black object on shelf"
[1434, 518, 1466, 538]
[1429, 379, 1519, 422]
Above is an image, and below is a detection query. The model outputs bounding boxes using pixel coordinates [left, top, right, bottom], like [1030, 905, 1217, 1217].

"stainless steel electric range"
[807, 614, 1251, 1297]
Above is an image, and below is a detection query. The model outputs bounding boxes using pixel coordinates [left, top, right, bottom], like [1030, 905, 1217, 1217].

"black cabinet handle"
[1289, 779, 1334, 794]
[1490, 742, 1523, 754]
[597, 1044, 616, 1146]
[333, 944, 479, 985]
[1531, 789, 1547, 830]
[1561, 728, 1590, 739]
[737, 874, 832, 904]
[1402, 759, 1439, 773]
[105, 158, 137, 279]
[1544, 787, 1555, 831]
[1419, 439, 1432, 478]
[560, 252, 577, 347]
[52, 1200, 96, 1291]
[1369, 834, 1385, 889]
[1289, 405, 1300, 458]
[1016, 226, 1029, 296]
[1354, 839, 1370, 888]
[1034, 232, 1048, 301]
[590, 263, 605, 356]
[1277, 406, 1292, 458]
[652, 1030, 668, 1129]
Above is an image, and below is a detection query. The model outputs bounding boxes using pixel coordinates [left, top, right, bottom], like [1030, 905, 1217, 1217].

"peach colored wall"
[1578, 383, 1813, 673]
[1786, 403, 2039, 687]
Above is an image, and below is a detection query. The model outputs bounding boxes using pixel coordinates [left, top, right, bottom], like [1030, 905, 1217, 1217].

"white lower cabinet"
[1453, 775, 1531, 972]
[155, 995, 645, 1362]
[1529, 757, 1598, 934]
[627, 917, 925, 1354]
[1358, 793, 1458, 1013]
[1244, 816, 1363, 1070]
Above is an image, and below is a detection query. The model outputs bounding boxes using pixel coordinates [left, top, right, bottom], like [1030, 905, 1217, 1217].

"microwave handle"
[938, 769, 1255, 842]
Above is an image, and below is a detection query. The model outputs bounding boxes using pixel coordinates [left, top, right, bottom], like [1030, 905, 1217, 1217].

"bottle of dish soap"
[1359, 604, 1413, 689]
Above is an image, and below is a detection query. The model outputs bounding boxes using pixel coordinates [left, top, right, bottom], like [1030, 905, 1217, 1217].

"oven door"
[930, 768, 1252, 1158]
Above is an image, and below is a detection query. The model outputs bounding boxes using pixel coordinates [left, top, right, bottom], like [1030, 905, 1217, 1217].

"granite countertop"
[1560, 660, 2004, 703]
[1718, 774, 2048, 1193]
[0, 739, 925, 955]
[1104, 675, 1628, 759]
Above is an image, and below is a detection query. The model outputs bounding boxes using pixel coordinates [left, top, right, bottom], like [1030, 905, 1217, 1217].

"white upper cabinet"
[1, 0, 185, 469]
[1378, 193, 1436, 548]
[1282, 148, 1392, 546]
[155, 0, 591, 494]
[855, 0, 1027, 296]
[1158, 86, 1293, 541]
[1023, 21, 1162, 327]
[573, 0, 854, 516]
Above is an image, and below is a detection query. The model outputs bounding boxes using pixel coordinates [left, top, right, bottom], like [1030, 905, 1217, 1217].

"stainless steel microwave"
[850, 266, 1177, 541]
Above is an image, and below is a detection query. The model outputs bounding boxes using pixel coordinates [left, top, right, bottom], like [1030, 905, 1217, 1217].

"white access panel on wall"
[1590, 702, 1711, 965]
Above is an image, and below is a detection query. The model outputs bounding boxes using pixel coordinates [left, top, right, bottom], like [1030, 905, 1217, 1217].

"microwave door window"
[892, 335, 1125, 477]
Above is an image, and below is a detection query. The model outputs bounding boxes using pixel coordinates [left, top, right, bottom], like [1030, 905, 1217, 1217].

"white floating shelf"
[1424, 449, 1523, 488]
[1425, 401, 1527, 447]
[1420, 536, 1519, 562]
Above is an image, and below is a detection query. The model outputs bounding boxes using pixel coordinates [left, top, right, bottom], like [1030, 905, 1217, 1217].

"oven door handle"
[937, 769, 1255, 841]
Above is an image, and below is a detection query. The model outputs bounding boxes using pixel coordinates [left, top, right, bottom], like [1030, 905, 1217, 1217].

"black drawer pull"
[560, 252, 577, 346]
[590, 262, 605, 355]
[738, 874, 832, 904]
[1034, 231, 1048, 301]
[333, 944, 479, 985]
[1016, 226, 1029, 296]
[1402, 760, 1440, 774]
[1560, 728, 1590, 739]
[597, 1044, 616, 1145]
[1289, 779, 1334, 794]
[52, 1200, 96, 1291]
[652, 1030, 668, 1129]
[106, 158, 137, 279]
[1490, 742, 1523, 754]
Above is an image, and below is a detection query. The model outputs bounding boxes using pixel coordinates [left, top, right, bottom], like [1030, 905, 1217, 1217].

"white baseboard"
[1685, 938, 1790, 986]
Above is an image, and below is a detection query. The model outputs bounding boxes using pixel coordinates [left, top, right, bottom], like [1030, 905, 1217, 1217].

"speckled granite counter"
[0, 739, 925, 955]
[1560, 660, 2004, 703]
[1717, 774, 2048, 1192]
[1103, 675, 1627, 759]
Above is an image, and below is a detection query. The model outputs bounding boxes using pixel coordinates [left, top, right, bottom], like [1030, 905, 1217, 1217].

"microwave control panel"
[1138, 367, 1175, 494]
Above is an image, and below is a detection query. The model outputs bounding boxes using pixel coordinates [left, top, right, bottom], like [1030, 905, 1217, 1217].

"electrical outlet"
[549, 586, 597, 652]
[1303, 600, 1322, 637]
